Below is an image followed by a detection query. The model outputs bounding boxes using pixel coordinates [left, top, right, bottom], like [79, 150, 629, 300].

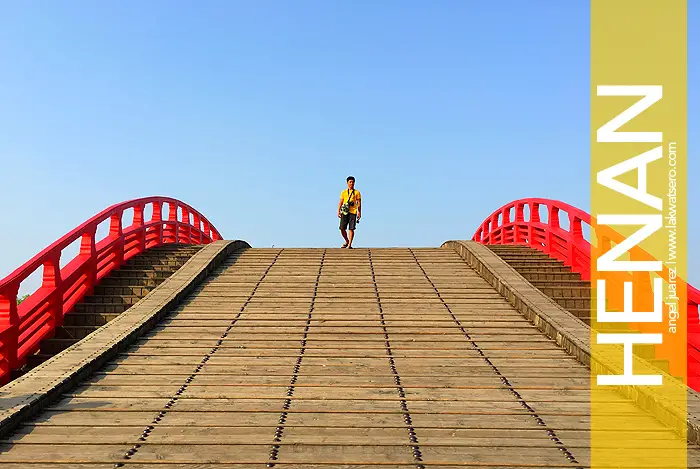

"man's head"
[346, 176, 355, 189]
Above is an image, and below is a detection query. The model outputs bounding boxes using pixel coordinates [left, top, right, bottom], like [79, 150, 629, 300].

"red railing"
[0, 197, 221, 384]
[472, 197, 700, 387]
[472, 198, 592, 279]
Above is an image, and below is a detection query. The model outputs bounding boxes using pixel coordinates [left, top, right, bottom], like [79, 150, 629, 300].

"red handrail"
[472, 197, 700, 387]
[0, 197, 221, 384]
[472, 198, 592, 279]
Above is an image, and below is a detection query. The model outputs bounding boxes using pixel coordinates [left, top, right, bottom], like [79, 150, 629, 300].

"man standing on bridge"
[338, 176, 361, 248]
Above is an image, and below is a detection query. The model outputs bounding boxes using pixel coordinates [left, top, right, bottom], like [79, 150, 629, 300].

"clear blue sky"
[0, 1, 697, 294]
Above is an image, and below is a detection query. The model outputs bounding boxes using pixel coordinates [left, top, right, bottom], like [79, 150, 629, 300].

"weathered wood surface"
[1, 247, 698, 467]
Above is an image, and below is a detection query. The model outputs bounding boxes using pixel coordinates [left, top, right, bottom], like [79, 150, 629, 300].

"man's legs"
[347, 214, 357, 248]
[340, 215, 350, 247]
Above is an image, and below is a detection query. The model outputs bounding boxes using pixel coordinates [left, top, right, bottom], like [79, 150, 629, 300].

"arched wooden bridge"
[0, 197, 698, 468]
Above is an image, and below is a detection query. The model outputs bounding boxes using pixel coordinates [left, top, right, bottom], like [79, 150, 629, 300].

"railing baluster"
[546, 205, 560, 257]
[109, 211, 124, 269]
[81, 229, 97, 297]
[502, 207, 511, 244]
[42, 254, 63, 328]
[569, 214, 583, 272]
[151, 201, 163, 247]
[193, 213, 202, 244]
[529, 202, 539, 249]
[166, 203, 178, 244]
[514, 202, 524, 243]
[0, 284, 19, 372]
[133, 204, 146, 255]
[203, 220, 211, 243]
[181, 207, 191, 244]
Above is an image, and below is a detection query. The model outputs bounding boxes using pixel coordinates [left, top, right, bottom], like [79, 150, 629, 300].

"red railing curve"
[0, 197, 221, 384]
[472, 197, 700, 387]
[472, 198, 592, 279]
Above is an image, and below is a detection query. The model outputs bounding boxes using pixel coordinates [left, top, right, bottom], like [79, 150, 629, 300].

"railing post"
[545, 206, 560, 256]
[0, 284, 19, 371]
[42, 254, 63, 328]
[490, 214, 500, 244]
[514, 203, 525, 243]
[529, 203, 540, 249]
[172, 204, 179, 244]
[203, 220, 211, 243]
[597, 235, 623, 311]
[150, 202, 163, 248]
[133, 204, 146, 255]
[689, 298, 699, 326]
[180, 207, 191, 244]
[109, 211, 124, 269]
[501, 208, 511, 244]
[193, 213, 202, 244]
[164, 204, 178, 245]
[80, 229, 97, 297]
[548, 206, 560, 228]
[569, 215, 583, 272]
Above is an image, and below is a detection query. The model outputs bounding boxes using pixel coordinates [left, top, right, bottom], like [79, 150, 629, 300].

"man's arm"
[338, 195, 343, 218]
[357, 195, 361, 220]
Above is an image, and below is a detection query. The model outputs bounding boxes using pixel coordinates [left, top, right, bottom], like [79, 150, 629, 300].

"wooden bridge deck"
[0, 247, 696, 468]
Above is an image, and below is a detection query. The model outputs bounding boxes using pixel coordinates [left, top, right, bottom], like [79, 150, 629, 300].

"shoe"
[348, 245, 353, 249]
[341, 243, 348, 248]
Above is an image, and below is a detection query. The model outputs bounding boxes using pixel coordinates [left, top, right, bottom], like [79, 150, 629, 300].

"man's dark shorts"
[340, 213, 357, 230]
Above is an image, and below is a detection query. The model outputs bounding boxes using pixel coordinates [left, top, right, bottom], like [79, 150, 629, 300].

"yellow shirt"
[340, 189, 361, 214]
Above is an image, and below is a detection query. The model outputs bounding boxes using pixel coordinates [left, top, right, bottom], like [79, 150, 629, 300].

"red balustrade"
[0, 197, 221, 384]
[473, 198, 700, 388]
[472, 198, 592, 279]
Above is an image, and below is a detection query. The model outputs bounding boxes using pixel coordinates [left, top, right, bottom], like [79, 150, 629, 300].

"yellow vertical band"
[591, 1, 687, 468]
